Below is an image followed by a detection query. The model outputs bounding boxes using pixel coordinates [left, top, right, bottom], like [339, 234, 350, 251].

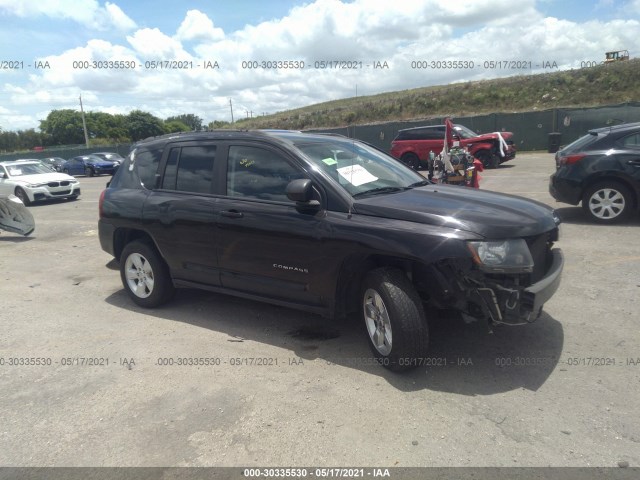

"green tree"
[39, 109, 85, 145]
[86, 112, 128, 141]
[165, 113, 202, 131]
[0, 130, 19, 152]
[208, 120, 230, 129]
[125, 110, 165, 141]
[17, 129, 43, 150]
[164, 120, 191, 133]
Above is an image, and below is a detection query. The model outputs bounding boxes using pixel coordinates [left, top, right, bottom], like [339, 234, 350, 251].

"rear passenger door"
[142, 142, 221, 286]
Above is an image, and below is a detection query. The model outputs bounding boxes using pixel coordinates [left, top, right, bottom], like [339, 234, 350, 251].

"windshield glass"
[453, 125, 478, 139]
[295, 139, 426, 196]
[6, 163, 52, 176]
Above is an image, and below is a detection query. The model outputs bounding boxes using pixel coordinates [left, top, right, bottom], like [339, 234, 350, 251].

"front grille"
[47, 181, 60, 187]
[60, 181, 70, 186]
[50, 190, 71, 196]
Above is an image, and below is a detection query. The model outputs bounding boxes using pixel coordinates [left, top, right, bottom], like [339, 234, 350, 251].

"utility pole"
[79, 94, 89, 147]
[229, 99, 234, 123]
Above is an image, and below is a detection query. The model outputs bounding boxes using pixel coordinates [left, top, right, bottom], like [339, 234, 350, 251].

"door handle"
[221, 210, 244, 219]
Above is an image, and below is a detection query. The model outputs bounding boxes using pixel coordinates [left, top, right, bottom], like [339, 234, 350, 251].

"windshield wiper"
[352, 186, 408, 198]
[408, 180, 431, 188]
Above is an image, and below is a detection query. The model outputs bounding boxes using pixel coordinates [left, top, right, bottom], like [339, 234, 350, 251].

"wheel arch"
[113, 228, 158, 262]
[333, 253, 457, 319]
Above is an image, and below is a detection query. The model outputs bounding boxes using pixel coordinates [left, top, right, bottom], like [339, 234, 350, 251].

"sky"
[0, 0, 639, 131]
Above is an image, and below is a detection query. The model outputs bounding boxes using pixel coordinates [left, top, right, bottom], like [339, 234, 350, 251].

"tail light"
[559, 154, 586, 166]
[99, 189, 105, 218]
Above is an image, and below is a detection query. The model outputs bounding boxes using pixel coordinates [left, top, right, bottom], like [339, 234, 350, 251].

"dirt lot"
[1, 152, 639, 468]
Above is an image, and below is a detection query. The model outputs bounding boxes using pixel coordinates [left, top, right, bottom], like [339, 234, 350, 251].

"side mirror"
[286, 179, 321, 210]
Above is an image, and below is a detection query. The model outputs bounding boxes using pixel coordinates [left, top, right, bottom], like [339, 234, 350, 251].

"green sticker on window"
[322, 157, 337, 165]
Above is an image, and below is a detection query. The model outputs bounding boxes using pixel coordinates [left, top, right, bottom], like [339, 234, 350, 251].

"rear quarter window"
[136, 147, 163, 189]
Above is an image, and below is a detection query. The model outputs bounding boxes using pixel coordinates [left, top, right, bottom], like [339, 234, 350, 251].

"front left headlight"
[467, 239, 534, 273]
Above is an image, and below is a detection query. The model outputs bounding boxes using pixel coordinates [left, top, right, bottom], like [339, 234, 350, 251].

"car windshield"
[453, 125, 479, 139]
[6, 163, 52, 176]
[294, 139, 426, 197]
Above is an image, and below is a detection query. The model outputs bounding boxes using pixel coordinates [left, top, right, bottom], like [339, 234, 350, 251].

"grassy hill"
[232, 59, 640, 130]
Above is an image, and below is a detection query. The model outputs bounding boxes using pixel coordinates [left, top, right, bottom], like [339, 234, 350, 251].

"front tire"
[475, 150, 499, 169]
[120, 241, 175, 307]
[582, 181, 634, 224]
[14, 187, 31, 206]
[361, 268, 429, 372]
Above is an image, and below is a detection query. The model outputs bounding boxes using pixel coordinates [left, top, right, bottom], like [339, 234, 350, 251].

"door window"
[161, 145, 216, 194]
[226, 146, 302, 202]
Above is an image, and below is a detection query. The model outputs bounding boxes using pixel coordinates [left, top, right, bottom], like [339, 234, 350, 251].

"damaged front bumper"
[467, 248, 564, 325]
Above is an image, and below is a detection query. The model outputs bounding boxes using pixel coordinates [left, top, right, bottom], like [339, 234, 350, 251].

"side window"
[226, 146, 302, 202]
[621, 133, 640, 147]
[135, 147, 163, 189]
[161, 145, 216, 194]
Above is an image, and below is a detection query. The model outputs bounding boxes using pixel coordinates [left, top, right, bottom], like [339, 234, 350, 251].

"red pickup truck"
[390, 124, 516, 169]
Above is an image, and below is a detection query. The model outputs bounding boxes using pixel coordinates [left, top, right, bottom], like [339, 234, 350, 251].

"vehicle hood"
[353, 185, 558, 238]
[13, 172, 77, 183]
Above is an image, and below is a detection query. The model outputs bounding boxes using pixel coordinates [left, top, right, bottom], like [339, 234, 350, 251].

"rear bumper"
[549, 173, 582, 205]
[98, 220, 116, 256]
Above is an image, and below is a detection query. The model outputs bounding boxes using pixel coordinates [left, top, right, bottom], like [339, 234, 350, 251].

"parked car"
[0, 160, 80, 206]
[390, 124, 516, 169]
[62, 155, 119, 177]
[40, 157, 67, 172]
[91, 152, 125, 166]
[549, 122, 640, 223]
[99, 130, 563, 371]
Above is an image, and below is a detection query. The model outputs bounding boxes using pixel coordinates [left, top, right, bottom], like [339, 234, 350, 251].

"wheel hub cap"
[363, 288, 392, 356]
[124, 253, 154, 298]
[589, 188, 624, 219]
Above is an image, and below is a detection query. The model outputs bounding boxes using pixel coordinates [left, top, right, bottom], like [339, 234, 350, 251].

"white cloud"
[175, 10, 225, 42]
[127, 28, 188, 58]
[0, 0, 136, 30]
[101, 2, 137, 30]
[3, 0, 640, 130]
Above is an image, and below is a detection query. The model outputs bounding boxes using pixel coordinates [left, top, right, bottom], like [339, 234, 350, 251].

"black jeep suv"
[99, 130, 564, 371]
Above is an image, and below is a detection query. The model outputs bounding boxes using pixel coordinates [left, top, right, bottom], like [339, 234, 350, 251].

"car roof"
[132, 129, 359, 149]
[589, 121, 640, 135]
[397, 125, 444, 132]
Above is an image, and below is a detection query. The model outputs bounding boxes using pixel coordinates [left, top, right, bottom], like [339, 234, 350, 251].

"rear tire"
[14, 187, 31, 206]
[401, 153, 421, 170]
[120, 241, 175, 308]
[361, 268, 429, 372]
[85, 166, 94, 177]
[582, 181, 634, 224]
